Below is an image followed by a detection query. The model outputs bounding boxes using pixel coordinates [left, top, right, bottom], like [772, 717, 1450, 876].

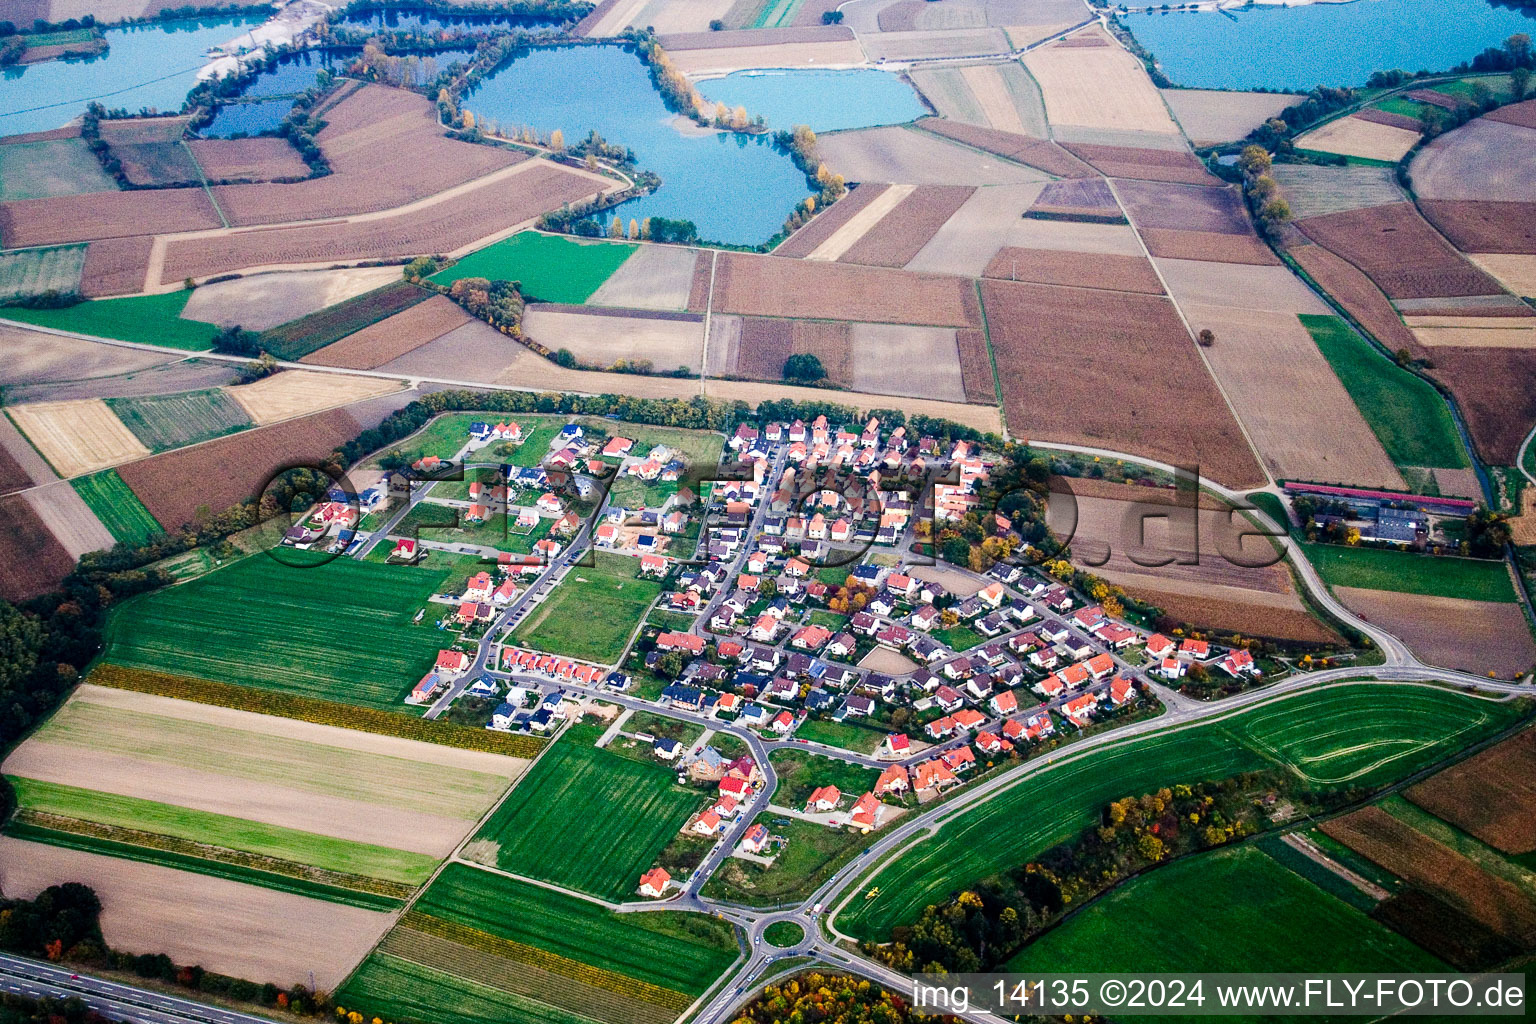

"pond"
[202, 96, 295, 137]
[464, 44, 813, 246]
[340, 6, 567, 32]
[0, 15, 265, 137]
[1122, 0, 1536, 91]
[240, 50, 341, 98]
[695, 67, 928, 133]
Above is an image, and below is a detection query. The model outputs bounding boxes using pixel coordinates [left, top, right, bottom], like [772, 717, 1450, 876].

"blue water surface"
[696, 67, 928, 132]
[342, 6, 565, 31]
[202, 96, 295, 136]
[241, 50, 339, 97]
[1123, 0, 1536, 91]
[0, 15, 265, 136]
[464, 44, 813, 245]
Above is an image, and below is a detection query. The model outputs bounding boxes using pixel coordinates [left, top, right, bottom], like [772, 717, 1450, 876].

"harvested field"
[1424, 347, 1536, 464]
[981, 246, 1163, 293]
[1322, 807, 1536, 945]
[1271, 164, 1407, 220]
[1409, 118, 1536, 202]
[1486, 98, 1536, 128]
[1354, 107, 1424, 132]
[1058, 143, 1219, 185]
[490, 339, 704, 400]
[711, 251, 979, 326]
[79, 235, 154, 296]
[377, 320, 523, 382]
[226, 370, 403, 425]
[860, 27, 1011, 62]
[775, 184, 890, 258]
[0, 187, 219, 247]
[0, 493, 75, 601]
[620, 0, 732, 33]
[1466, 253, 1536, 297]
[160, 162, 603, 284]
[661, 28, 865, 71]
[815, 126, 1048, 185]
[1158, 88, 1297, 146]
[848, 323, 965, 401]
[1407, 730, 1536, 855]
[188, 137, 310, 183]
[980, 278, 1263, 486]
[1026, 177, 1122, 220]
[1104, 575, 1337, 644]
[1113, 180, 1250, 234]
[0, 322, 172, 387]
[1294, 115, 1421, 163]
[1296, 203, 1505, 300]
[1139, 228, 1279, 265]
[908, 62, 1048, 136]
[1180, 304, 1404, 488]
[1024, 40, 1177, 134]
[1050, 125, 1191, 151]
[913, 183, 1142, 276]
[106, 389, 251, 453]
[0, 838, 393, 989]
[13, 361, 241, 405]
[588, 244, 698, 310]
[914, 118, 1095, 177]
[955, 328, 996, 404]
[0, 137, 117, 200]
[97, 117, 186, 145]
[257, 280, 434, 361]
[659, 24, 846, 46]
[20, 478, 113, 557]
[1395, 295, 1534, 315]
[114, 407, 361, 529]
[210, 86, 522, 227]
[521, 305, 705, 373]
[0, 439, 29, 495]
[7, 398, 148, 478]
[1412, 323, 1536, 348]
[1154, 258, 1330, 314]
[0, 242, 85, 302]
[1419, 200, 1536, 254]
[877, 1, 980, 31]
[301, 295, 472, 370]
[806, 184, 913, 261]
[837, 185, 975, 267]
[1289, 242, 1419, 353]
[183, 266, 405, 332]
[709, 375, 1001, 431]
[1334, 587, 1535, 679]
[713, 316, 852, 384]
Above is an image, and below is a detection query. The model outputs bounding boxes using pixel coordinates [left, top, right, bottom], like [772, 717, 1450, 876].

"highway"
[0, 953, 280, 1024]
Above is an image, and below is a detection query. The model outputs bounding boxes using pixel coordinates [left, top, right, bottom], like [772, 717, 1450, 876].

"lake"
[464, 44, 813, 245]
[202, 97, 295, 137]
[1122, 0, 1536, 91]
[696, 68, 928, 132]
[341, 6, 567, 32]
[0, 15, 265, 137]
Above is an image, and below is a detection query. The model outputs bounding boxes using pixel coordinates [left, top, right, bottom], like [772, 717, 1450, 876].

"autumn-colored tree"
[549, 128, 564, 151]
[628, 218, 640, 239]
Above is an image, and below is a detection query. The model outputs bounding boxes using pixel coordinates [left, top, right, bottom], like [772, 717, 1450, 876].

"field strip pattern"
[806, 184, 915, 261]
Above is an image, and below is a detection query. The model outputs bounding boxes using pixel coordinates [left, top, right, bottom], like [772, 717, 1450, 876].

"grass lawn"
[101, 550, 460, 707]
[835, 684, 1523, 941]
[1301, 541, 1516, 602]
[1008, 845, 1442, 986]
[806, 609, 848, 631]
[7, 776, 435, 884]
[473, 723, 706, 900]
[763, 921, 804, 947]
[511, 551, 660, 663]
[768, 747, 880, 808]
[1300, 314, 1468, 470]
[71, 469, 163, 546]
[2, 291, 219, 351]
[258, 280, 431, 360]
[429, 231, 637, 305]
[106, 388, 251, 452]
[705, 813, 867, 907]
[933, 624, 988, 651]
[793, 715, 887, 754]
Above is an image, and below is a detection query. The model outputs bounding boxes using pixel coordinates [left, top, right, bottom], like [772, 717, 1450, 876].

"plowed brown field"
[710, 252, 980, 327]
[0, 188, 220, 247]
[1059, 143, 1219, 185]
[982, 246, 1163, 293]
[0, 493, 75, 601]
[775, 184, 891, 258]
[189, 138, 310, 183]
[1407, 730, 1536, 854]
[838, 185, 975, 268]
[80, 235, 154, 296]
[1296, 202, 1506, 299]
[302, 295, 472, 370]
[1419, 200, 1536, 254]
[1139, 227, 1279, 265]
[1289, 243, 1420, 353]
[915, 118, 1096, 177]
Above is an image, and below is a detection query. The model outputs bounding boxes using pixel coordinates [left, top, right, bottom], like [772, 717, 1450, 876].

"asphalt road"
[0, 953, 280, 1024]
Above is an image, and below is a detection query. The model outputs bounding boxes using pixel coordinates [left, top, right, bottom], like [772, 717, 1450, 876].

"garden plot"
[1297, 202, 1507, 300]
[6, 398, 148, 478]
[982, 246, 1163, 294]
[837, 185, 974, 267]
[302, 295, 473, 371]
[1466, 254, 1536, 297]
[775, 184, 890, 258]
[1295, 115, 1421, 163]
[0, 494, 75, 602]
[187, 138, 310, 183]
[0, 839, 393, 990]
[1154, 258, 1330, 314]
[1334, 588, 1535, 680]
[710, 251, 980, 326]
[849, 323, 965, 402]
[981, 278, 1264, 486]
[1419, 200, 1536, 255]
[1114, 180, 1251, 235]
[1024, 37, 1178, 135]
[1410, 117, 1536, 202]
[588, 243, 698, 310]
[225, 370, 403, 425]
[1158, 89, 1298, 146]
[1271, 164, 1408, 220]
[1180, 303, 1404, 488]
[0, 137, 118, 200]
[860, 27, 1011, 62]
[815, 126, 1048, 185]
[522, 305, 706, 373]
[182, 266, 404, 331]
[19, 479, 114, 557]
[908, 62, 1047, 137]
[0, 243, 86, 302]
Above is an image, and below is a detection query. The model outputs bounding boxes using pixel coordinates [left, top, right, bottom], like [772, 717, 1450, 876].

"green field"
[510, 551, 660, 663]
[338, 955, 599, 1024]
[473, 724, 705, 900]
[1300, 314, 1468, 470]
[2, 290, 219, 350]
[835, 684, 1525, 940]
[71, 469, 163, 545]
[0, 243, 87, 301]
[1009, 845, 1442, 987]
[101, 551, 461, 707]
[106, 388, 251, 452]
[258, 279, 432, 360]
[0, 138, 117, 201]
[1301, 541, 1516, 602]
[7, 777, 436, 884]
[429, 231, 637, 304]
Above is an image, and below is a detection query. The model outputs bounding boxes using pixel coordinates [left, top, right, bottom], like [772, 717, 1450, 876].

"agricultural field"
[915, 118, 1096, 178]
[1295, 202, 1504, 300]
[255, 279, 435, 360]
[79, 235, 155, 297]
[1271, 164, 1408, 220]
[908, 62, 1048, 137]
[1408, 115, 1536, 202]
[1159, 88, 1297, 146]
[0, 493, 75, 602]
[0, 186, 220, 248]
[1023, 35, 1178, 135]
[1419, 199, 1536, 255]
[815, 125, 1046, 186]
[711, 251, 979, 327]
[225, 369, 403, 425]
[182, 265, 405, 333]
[471, 723, 705, 900]
[0, 137, 118, 200]
[188, 137, 310, 183]
[837, 185, 976, 268]
[587, 243, 698, 311]
[776, 184, 892, 258]
[430, 231, 636, 304]
[0, 243, 86, 301]
[100, 551, 463, 707]
[7, 397, 149, 478]
[106, 388, 252, 452]
[521, 306, 705, 374]
[1, 290, 220, 350]
[297, 293, 472, 370]
[16, 478, 113, 558]
[1407, 729, 1536, 855]
[1333, 587, 1536, 679]
[1302, 541, 1516, 603]
[835, 684, 1523, 940]
[982, 247, 1163, 293]
[510, 552, 662, 663]
[1294, 114, 1422, 163]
